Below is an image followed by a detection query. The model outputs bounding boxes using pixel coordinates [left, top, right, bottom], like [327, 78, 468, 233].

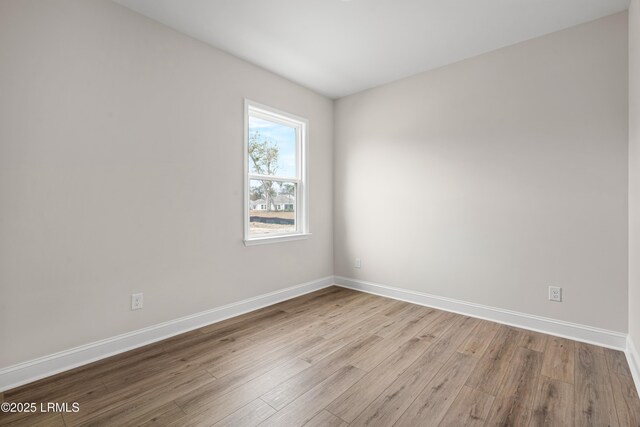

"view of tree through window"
[246, 107, 305, 240]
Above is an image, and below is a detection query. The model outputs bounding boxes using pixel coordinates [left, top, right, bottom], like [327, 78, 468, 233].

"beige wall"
[630, 0, 640, 349]
[334, 13, 629, 332]
[0, 0, 333, 367]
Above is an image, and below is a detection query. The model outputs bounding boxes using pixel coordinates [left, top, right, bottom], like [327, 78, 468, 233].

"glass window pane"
[248, 115, 296, 178]
[248, 179, 297, 236]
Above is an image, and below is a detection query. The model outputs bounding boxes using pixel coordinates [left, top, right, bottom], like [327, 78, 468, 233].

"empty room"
[2, 0, 640, 426]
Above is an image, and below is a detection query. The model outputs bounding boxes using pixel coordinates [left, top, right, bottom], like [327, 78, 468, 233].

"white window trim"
[244, 99, 310, 246]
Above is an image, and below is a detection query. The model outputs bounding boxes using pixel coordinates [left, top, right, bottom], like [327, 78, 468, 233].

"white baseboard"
[3, 274, 635, 394]
[335, 276, 628, 350]
[627, 336, 640, 398]
[0, 276, 334, 392]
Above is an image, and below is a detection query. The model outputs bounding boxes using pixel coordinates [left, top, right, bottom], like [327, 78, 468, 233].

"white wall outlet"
[131, 293, 143, 310]
[355, 258, 361, 268]
[548, 286, 562, 302]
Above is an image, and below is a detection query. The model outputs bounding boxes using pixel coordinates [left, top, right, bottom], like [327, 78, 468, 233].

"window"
[244, 100, 309, 245]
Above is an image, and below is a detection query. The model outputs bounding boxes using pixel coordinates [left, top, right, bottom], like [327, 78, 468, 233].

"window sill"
[244, 233, 312, 246]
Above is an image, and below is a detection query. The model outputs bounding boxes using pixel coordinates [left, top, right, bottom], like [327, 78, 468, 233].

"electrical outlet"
[355, 258, 361, 268]
[131, 293, 143, 310]
[548, 286, 562, 302]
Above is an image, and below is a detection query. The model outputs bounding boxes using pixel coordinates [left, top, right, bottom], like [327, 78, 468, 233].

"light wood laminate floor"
[2, 286, 639, 426]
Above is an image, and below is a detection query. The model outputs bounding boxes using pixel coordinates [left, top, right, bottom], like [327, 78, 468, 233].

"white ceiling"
[114, 0, 629, 99]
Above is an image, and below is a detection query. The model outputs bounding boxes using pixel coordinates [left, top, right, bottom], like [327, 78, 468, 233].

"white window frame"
[244, 99, 310, 245]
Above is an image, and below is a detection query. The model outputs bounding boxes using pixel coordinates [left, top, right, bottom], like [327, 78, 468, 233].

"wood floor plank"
[298, 314, 388, 365]
[5, 376, 104, 410]
[6, 343, 165, 403]
[83, 402, 184, 427]
[168, 358, 310, 427]
[198, 309, 290, 338]
[541, 336, 574, 384]
[198, 311, 303, 349]
[381, 306, 442, 342]
[574, 342, 620, 427]
[438, 385, 495, 427]
[206, 332, 324, 379]
[415, 310, 457, 341]
[326, 336, 433, 422]
[66, 370, 215, 426]
[159, 330, 208, 351]
[530, 376, 574, 427]
[417, 315, 479, 365]
[378, 305, 439, 339]
[275, 287, 358, 314]
[39, 363, 189, 424]
[276, 290, 368, 322]
[100, 352, 184, 392]
[604, 348, 633, 378]
[457, 320, 500, 358]
[349, 307, 439, 372]
[485, 346, 543, 426]
[242, 293, 370, 352]
[265, 287, 351, 313]
[3, 380, 109, 425]
[318, 306, 442, 371]
[346, 335, 402, 372]
[162, 331, 253, 365]
[176, 358, 310, 417]
[246, 292, 374, 345]
[211, 399, 276, 427]
[348, 317, 477, 427]
[259, 365, 366, 427]
[326, 294, 397, 323]
[315, 302, 399, 343]
[394, 352, 478, 427]
[200, 344, 315, 397]
[0, 411, 67, 427]
[302, 410, 347, 427]
[261, 334, 382, 410]
[519, 330, 549, 353]
[373, 305, 435, 338]
[348, 354, 444, 427]
[609, 370, 640, 427]
[139, 403, 186, 426]
[323, 293, 397, 327]
[579, 342, 605, 355]
[380, 299, 414, 316]
[33, 414, 67, 427]
[225, 302, 346, 351]
[253, 318, 334, 348]
[465, 325, 522, 396]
